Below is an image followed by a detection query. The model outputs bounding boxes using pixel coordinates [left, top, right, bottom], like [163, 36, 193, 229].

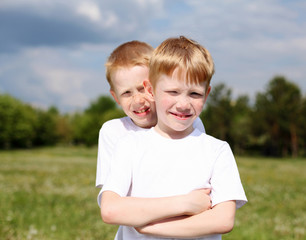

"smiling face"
[151, 69, 210, 139]
[110, 65, 157, 128]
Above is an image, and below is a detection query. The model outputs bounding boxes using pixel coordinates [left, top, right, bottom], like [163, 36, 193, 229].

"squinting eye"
[122, 91, 131, 97]
[191, 92, 203, 97]
[166, 91, 178, 95]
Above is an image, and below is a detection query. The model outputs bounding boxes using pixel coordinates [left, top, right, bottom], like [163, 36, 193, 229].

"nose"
[176, 96, 191, 111]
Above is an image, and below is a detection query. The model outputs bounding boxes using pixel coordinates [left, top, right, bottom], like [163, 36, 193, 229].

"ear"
[110, 90, 121, 105]
[143, 80, 154, 101]
[203, 85, 211, 104]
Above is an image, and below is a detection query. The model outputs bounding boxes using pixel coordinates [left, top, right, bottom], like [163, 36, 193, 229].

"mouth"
[134, 107, 150, 115]
[170, 112, 192, 119]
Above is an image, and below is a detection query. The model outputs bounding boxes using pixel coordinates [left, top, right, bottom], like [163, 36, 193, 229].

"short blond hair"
[105, 40, 154, 90]
[149, 36, 215, 89]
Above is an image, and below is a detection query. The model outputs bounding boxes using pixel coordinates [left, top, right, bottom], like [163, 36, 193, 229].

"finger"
[202, 188, 211, 194]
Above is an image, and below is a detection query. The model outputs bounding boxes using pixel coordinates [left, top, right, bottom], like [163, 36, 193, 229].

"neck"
[154, 125, 194, 139]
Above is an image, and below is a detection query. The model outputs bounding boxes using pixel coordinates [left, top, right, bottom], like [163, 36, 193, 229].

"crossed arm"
[136, 200, 236, 238]
[101, 190, 236, 238]
[100, 189, 211, 227]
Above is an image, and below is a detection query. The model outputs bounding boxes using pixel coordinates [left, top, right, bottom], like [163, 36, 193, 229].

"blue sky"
[0, 0, 305, 112]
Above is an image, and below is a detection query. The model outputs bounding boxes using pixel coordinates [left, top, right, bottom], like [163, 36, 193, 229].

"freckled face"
[110, 66, 157, 128]
[153, 72, 210, 138]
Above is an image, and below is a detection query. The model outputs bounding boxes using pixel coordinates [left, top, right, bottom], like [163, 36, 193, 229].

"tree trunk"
[290, 123, 298, 158]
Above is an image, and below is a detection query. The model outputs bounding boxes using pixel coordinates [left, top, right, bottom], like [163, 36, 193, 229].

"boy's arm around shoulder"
[101, 189, 211, 227]
[136, 200, 236, 238]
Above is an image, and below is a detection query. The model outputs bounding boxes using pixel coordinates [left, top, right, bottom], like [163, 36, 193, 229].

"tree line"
[0, 76, 305, 157]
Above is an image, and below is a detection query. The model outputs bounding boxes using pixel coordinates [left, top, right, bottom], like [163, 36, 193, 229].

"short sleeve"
[95, 122, 118, 188]
[210, 142, 247, 209]
[101, 134, 135, 199]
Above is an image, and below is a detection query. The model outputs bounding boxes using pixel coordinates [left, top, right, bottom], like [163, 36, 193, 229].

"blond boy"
[101, 36, 247, 239]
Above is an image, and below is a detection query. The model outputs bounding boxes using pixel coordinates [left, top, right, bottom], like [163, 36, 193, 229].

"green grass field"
[0, 147, 305, 240]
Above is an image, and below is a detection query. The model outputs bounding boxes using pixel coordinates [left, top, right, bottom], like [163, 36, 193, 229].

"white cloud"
[133, 0, 163, 10]
[0, 46, 110, 111]
[76, 1, 101, 22]
[27, 48, 107, 110]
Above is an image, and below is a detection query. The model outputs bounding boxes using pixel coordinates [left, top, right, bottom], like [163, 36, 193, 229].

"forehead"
[111, 66, 149, 91]
[157, 73, 206, 91]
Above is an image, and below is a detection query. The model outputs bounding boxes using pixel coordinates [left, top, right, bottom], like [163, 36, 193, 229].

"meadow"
[0, 147, 305, 240]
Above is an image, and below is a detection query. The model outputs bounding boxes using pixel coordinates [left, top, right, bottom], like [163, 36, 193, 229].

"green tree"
[252, 76, 302, 157]
[298, 96, 306, 156]
[55, 114, 73, 145]
[32, 106, 59, 146]
[85, 95, 117, 115]
[71, 112, 99, 146]
[231, 95, 252, 155]
[201, 83, 233, 141]
[201, 84, 252, 154]
[0, 94, 36, 148]
[71, 95, 125, 146]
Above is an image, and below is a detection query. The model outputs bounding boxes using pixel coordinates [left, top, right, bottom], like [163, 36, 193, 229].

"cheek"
[118, 98, 131, 110]
[157, 95, 172, 109]
[193, 100, 205, 113]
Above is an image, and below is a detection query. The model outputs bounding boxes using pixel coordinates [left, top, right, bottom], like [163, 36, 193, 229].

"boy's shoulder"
[203, 132, 226, 144]
[100, 116, 143, 133]
[101, 116, 128, 129]
[193, 129, 229, 151]
[112, 127, 151, 153]
[99, 117, 150, 143]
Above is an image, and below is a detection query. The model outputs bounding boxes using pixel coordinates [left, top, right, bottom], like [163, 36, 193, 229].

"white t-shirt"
[96, 116, 205, 188]
[102, 128, 247, 240]
[96, 117, 205, 240]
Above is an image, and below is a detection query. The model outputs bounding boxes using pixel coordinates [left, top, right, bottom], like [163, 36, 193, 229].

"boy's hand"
[184, 189, 211, 215]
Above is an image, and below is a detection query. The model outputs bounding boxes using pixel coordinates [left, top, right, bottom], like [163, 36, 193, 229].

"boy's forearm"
[136, 201, 236, 238]
[101, 191, 206, 227]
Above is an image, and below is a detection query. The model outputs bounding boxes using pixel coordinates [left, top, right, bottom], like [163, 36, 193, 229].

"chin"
[172, 124, 193, 132]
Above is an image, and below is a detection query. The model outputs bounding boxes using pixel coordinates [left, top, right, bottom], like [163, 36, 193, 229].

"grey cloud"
[0, 0, 163, 53]
[0, 8, 114, 53]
